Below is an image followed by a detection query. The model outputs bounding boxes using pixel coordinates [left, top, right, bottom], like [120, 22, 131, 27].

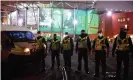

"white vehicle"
[1, 25, 37, 62]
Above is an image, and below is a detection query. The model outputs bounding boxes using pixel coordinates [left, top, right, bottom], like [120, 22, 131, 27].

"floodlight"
[107, 11, 112, 16]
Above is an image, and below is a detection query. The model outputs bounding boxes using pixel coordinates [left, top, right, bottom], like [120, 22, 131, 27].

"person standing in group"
[36, 31, 42, 40]
[112, 28, 133, 80]
[61, 32, 74, 71]
[92, 30, 109, 78]
[49, 34, 60, 70]
[36, 31, 47, 72]
[76, 30, 91, 74]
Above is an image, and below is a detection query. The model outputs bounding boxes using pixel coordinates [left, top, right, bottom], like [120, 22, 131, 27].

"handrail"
[43, 67, 68, 80]
[62, 67, 68, 80]
[43, 69, 56, 80]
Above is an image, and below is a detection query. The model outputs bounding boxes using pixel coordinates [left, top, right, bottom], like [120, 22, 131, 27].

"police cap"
[81, 30, 85, 32]
[120, 27, 128, 31]
[53, 34, 56, 36]
[65, 32, 68, 35]
[97, 29, 102, 33]
[37, 31, 41, 34]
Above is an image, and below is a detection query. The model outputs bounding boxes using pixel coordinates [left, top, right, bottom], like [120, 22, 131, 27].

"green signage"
[39, 8, 99, 34]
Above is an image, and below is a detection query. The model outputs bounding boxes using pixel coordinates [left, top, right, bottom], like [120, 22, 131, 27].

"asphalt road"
[2, 43, 133, 80]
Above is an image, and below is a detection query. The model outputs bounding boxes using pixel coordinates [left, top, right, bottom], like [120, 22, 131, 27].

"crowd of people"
[34, 28, 133, 80]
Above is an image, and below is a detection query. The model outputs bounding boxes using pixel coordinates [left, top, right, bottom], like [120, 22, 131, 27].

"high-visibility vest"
[78, 36, 87, 48]
[51, 40, 60, 50]
[116, 35, 129, 51]
[62, 38, 71, 50]
[37, 38, 46, 49]
[95, 37, 106, 50]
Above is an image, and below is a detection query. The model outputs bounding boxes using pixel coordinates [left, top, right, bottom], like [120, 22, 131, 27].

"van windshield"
[1, 31, 34, 42]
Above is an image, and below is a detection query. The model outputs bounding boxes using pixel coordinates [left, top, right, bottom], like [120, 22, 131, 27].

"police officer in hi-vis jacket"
[61, 32, 74, 70]
[92, 30, 109, 78]
[76, 30, 91, 74]
[49, 34, 60, 70]
[112, 28, 133, 80]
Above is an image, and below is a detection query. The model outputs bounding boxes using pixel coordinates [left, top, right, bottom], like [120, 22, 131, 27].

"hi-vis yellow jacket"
[78, 36, 87, 48]
[37, 37, 46, 49]
[51, 40, 60, 50]
[95, 37, 107, 50]
[62, 37, 71, 50]
[116, 35, 129, 51]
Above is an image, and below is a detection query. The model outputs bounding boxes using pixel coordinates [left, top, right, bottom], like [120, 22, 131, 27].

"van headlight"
[24, 48, 30, 53]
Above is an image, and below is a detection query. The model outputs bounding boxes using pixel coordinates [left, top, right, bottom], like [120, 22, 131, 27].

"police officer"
[112, 28, 133, 80]
[62, 32, 74, 70]
[36, 31, 47, 72]
[76, 30, 91, 74]
[49, 34, 60, 69]
[92, 30, 109, 77]
[37, 31, 42, 40]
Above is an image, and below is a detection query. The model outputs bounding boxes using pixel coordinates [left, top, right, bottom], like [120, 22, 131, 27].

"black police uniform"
[112, 34, 133, 80]
[49, 38, 60, 69]
[62, 36, 74, 70]
[76, 34, 91, 73]
[37, 37, 47, 71]
[92, 36, 109, 77]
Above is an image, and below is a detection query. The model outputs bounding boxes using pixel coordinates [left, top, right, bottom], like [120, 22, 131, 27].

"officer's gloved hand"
[106, 54, 109, 58]
[91, 48, 94, 55]
[49, 49, 51, 54]
[106, 49, 109, 58]
[71, 53, 73, 56]
[61, 51, 63, 54]
[75, 49, 78, 54]
[88, 50, 91, 56]
[131, 53, 133, 59]
[44, 52, 47, 58]
[112, 51, 115, 58]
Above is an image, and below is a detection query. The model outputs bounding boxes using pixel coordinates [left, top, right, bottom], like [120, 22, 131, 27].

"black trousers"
[63, 51, 72, 68]
[51, 50, 60, 68]
[116, 51, 129, 79]
[77, 49, 88, 73]
[95, 50, 106, 76]
[39, 48, 45, 69]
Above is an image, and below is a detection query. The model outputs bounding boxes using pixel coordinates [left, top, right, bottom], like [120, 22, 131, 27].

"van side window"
[7, 31, 34, 42]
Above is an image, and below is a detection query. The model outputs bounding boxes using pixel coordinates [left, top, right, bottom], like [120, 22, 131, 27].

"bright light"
[18, 18, 23, 26]
[63, 35, 66, 38]
[114, 34, 118, 38]
[107, 11, 112, 16]
[125, 24, 128, 29]
[109, 39, 111, 42]
[67, 11, 71, 17]
[73, 19, 78, 25]
[24, 48, 30, 53]
[130, 35, 133, 38]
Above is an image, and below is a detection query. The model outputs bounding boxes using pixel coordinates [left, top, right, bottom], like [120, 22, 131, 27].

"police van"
[1, 25, 37, 62]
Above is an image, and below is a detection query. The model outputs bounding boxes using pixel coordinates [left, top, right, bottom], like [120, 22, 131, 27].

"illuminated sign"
[118, 17, 130, 23]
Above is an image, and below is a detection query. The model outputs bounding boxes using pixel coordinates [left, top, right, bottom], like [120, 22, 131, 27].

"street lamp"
[73, 19, 78, 25]
[107, 11, 112, 16]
